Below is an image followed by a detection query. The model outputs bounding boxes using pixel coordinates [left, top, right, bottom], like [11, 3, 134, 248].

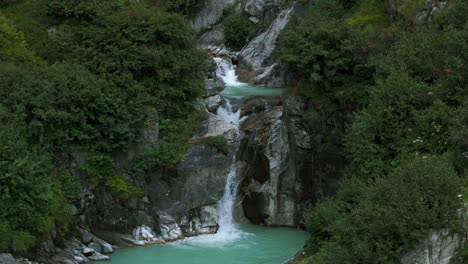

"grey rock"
[87, 242, 101, 254]
[198, 24, 225, 46]
[205, 94, 224, 113]
[92, 238, 114, 254]
[78, 228, 93, 244]
[204, 77, 225, 97]
[179, 204, 219, 236]
[87, 252, 110, 261]
[132, 225, 159, 242]
[239, 4, 295, 87]
[157, 212, 184, 241]
[190, 0, 237, 33]
[237, 104, 296, 226]
[81, 246, 94, 257]
[0, 254, 18, 264]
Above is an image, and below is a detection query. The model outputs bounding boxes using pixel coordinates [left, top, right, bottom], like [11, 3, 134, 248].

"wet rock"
[132, 225, 159, 243]
[205, 95, 224, 113]
[88, 252, 110, 261]
[179, 204, 219, 236]
[157, 212, 184, 241]
[204, 77, 225, 97]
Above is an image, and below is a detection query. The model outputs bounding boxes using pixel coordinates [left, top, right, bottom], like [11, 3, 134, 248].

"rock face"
[237, 97, 296, 226]
[235, 96, 348, 226]
[239, 4, 294, 87]
[190, 0, 237, 33]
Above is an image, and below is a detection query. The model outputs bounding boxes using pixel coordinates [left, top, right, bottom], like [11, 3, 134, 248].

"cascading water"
[214, 57, 244, 234]
[214, 57, 246, 87]
[102, 55, 308, 264]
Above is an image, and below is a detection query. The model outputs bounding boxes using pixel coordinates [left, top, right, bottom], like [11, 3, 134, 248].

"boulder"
[0, 254, 18, 264]
[157, 212, 184, 241]
[198, 24, 225, 46]
[179, 204, 219, 236]
[77, 229, 93, 244]
[132, 225, 159, 242]
[88, 252, 110, 261]
[205, 95, 224, 113]
[87, 243, 101, 254]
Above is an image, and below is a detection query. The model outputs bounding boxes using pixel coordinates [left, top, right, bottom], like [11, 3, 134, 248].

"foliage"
[47, 0, 125, 21]
[0, 63, 146, 152]
[283, 0, 468, 262]
[280, 0, 373, 111]
[434, 0, 468, 30]
[223, 12, 255, 48]
[76, 6, 208, 117]
[304, 157, 461, 264]
[133, 111, 207, 173]
[0, 14, 39, 63]
[0, 0, 210, 253]
[196, 135, 229, 155]
[80, 153, 143, 199]
[164, 0, 203, 15]
[0, 105, 68, 252]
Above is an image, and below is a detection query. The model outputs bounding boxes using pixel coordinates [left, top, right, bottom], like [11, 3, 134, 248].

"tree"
[75, 6, 208, 117]
[0, 105, 68, 252]
[0, 63, 146, 152]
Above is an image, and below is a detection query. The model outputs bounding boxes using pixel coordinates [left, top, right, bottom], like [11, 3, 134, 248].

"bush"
[76, 6, 208, 117]
[223, 12, 255, 48]
[47, 0, 125, 21]
[279, 0, 373, 111]
[0, 63, 146, 152]
[0, 106, 68, 252]
[164, 0, 203, 15]
[0, 15, 39, 63]
[305, 157, 462, 264]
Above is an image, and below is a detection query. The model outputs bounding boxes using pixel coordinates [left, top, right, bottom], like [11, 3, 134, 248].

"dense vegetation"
[280, 0, 467, 263]
[223, 10, 256, 48]
[0, 0, 208, 252]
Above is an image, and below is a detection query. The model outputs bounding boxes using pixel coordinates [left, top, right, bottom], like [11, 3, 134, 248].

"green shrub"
[223, 12, 255, 48]
[47, 0, 125, 21]
[306, 157, 462, 264]
[164, 0, 203, 15]
[133, 111, 208, 173]
[0, 15, 39, 63]
[0, 105, 68, 252]
[0, 63, 146, 152]
[76, 6, 208, 117]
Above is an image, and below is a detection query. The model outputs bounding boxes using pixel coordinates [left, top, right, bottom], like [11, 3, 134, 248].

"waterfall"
[213, 57, 247, 87]
[217, 162, 238, 228]
[214, 56, 245, 231]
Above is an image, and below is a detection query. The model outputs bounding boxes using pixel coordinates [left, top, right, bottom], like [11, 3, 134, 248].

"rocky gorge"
[1, 0, 467, 263]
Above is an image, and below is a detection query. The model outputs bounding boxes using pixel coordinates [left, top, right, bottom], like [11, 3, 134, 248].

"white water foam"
[214, 57, 247, 87]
